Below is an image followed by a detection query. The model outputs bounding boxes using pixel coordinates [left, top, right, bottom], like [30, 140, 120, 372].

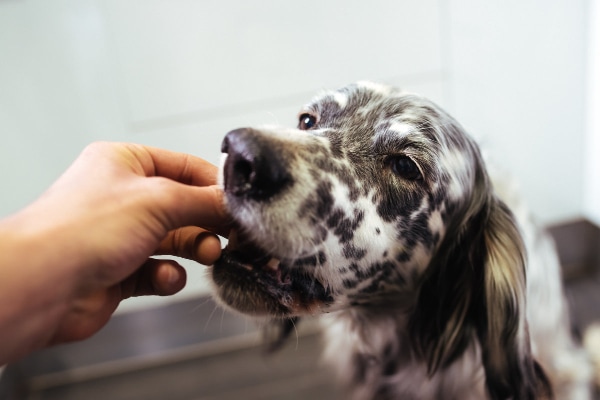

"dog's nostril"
[222, 128, 292, 201]
[234, 159, 253, 179]
[232, 158, 254, 193]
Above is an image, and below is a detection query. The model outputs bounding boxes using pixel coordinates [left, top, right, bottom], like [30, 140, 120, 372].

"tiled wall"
[0, 0, 590, 311]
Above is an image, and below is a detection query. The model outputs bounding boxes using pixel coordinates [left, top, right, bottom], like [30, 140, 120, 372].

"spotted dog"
[210, 82, 592, 399]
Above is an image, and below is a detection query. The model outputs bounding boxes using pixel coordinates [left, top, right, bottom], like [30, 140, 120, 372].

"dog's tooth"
[266, 257, 280, 271]
[227, 229, 239, 249]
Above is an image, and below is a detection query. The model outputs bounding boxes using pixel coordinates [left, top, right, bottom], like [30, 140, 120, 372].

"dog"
[209, 82, 593, 399]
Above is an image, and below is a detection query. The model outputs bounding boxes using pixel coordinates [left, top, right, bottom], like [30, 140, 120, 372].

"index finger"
[126, 143, 219, 186]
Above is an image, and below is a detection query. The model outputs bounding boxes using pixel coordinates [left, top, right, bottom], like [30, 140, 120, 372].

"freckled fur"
[211, 82, 593, 399]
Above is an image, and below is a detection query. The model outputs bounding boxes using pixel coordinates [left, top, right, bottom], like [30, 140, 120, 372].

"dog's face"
[211, 82, 552, 399]
[211, 82, 486, 318]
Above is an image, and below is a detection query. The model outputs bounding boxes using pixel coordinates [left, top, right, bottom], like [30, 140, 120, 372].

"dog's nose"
[221, 128, 292, 200]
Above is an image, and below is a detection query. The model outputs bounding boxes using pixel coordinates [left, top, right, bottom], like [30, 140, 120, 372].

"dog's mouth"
[217, 229, 284, 286]
[212, 229, 333, 317]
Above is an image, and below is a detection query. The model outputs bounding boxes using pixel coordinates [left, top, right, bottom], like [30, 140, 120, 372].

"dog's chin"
[211, 229, 333, 317]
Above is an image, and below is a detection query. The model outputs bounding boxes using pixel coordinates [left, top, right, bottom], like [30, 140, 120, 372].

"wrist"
[0, 208, 75, 364]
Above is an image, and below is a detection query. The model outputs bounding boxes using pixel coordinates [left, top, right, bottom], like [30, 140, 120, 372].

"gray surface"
[1, 297, 339, 400]
[24, 333, 336, 400]
[549, 219, 600, 333]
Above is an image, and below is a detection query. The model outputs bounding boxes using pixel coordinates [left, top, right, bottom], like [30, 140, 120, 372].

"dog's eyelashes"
[298, 113, 317, 130]
[388, 155, 422, 181]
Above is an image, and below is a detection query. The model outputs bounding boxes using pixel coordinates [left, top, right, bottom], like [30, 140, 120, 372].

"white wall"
[0, 0, 591, 312]
[446, 0, 589, 222]
[584, 0, 600, 225]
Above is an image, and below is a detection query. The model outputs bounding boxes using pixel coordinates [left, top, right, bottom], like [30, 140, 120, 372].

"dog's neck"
[320, 307, 487, 400]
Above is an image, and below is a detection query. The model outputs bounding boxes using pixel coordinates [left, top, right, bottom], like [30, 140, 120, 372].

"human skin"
[0, 142, 230, 365]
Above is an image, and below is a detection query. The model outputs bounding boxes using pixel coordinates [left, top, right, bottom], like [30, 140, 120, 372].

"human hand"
[0, 142, 229, 362]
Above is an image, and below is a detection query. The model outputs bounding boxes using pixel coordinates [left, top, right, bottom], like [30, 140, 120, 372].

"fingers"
[156, 226, 223, 265]
[80, 142, 232, 233]
[129, 143, 232, 233]
[153, 182, 232, 235]
[121, 258, 187, 298]
[124, 143, 219, 186]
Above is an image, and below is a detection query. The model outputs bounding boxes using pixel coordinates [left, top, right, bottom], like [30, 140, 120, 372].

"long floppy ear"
[475, 199, 552, 399]
[410, 197, 552, 399]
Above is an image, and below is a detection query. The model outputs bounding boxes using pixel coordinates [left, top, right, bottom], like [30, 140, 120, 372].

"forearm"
[0, 208, 77, 364]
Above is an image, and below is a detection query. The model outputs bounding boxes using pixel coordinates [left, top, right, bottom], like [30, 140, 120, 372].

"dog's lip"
[214, 229, 334, 315]
[221, 228, 281, 274]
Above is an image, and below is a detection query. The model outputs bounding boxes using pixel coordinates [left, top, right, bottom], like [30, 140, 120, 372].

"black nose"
[221, 128, 292, 200]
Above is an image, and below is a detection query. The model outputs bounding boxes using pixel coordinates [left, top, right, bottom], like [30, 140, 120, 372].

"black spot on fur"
[318, 251, 327, 264]
[315, 181, 335, 218]
[441, 201, 458, 223]
[383, 360, 398, 376]
[343, 244, 367, 260]
[329, 135, 344, 158]
[376, 190, 422, 222]
[432, 232, 440, 247]
[412, 212, 435, 248]
[294, 252, 327, 267]
[353, 353, 377, 383]
[300, 180, 334, 222]
[343, 278, 359, 289]
[327, 208, 365, 243]
[289, 270, 334, 305]
[396, 250, 411, 262]
[360, 272, 399, 295]
[397, 211, 435, 250]
[349, 261, 400, 294]
[429, 188, 447, 210]
[358, 278, 382, 294]
[326, 208, 345, 230]
[349, 185, 361, 202]
[314, 226, 329, 243]
[382, 345, 398, 376]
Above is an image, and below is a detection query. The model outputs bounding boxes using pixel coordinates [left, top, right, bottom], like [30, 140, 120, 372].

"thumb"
[153, 182, 231, 235]
[156, 226, 223, 265]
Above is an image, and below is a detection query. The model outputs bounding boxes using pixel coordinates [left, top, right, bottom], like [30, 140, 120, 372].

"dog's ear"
[475, 199, 552, 399]
[410, 197, 552, 399]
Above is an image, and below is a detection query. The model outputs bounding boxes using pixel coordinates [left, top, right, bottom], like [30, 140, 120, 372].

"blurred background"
[0, 0, 598, 398]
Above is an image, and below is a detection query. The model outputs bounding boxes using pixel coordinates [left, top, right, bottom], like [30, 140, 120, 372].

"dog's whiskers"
[203, 304, 220, 332]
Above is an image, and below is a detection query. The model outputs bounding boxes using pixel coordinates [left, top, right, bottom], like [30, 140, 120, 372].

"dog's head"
[210, 82, 550, 399]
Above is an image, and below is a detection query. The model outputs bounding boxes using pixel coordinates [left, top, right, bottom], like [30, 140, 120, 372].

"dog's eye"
[299, 113, 317, 130]
[388, 156, 422, 181]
